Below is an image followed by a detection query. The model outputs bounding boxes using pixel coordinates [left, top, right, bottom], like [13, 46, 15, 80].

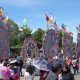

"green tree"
[58, 29, 63, 50]
[33, 28, 45, 49]
[7, 19, 21, 53]
[72, 42, 76, 53]
[19, 26, 32, 42]
[8, 19, 32, 53]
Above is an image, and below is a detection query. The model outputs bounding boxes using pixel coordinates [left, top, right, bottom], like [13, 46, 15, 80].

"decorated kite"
[43, 29, 59, 58]
[77, 25, 80, 57]
[0, 7, 10, 58]
[62, 23, 73, 58]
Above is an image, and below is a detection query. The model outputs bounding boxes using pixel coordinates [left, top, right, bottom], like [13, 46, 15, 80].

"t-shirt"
[24, 72, 33, 80]
[72, 59, 77, 67]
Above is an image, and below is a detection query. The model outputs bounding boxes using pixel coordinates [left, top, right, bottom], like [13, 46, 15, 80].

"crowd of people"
[24, 54, 80, 80]
[0, 54, 80, 80]
[0, 55, 23, 80]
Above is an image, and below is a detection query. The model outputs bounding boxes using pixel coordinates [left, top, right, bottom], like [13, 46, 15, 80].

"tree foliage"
[72, 42, 76, 53]
[58, 29, 63, 50]
[6, 19, 74, 54]
[7, 19, 32, 53]
[33, 28, 45, 49]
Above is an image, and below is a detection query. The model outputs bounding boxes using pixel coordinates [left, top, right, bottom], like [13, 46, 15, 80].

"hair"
[62, 65, 71, 74]
[51, 66, 58, 73]
[39, 70, 49, 80]
[39, 70, 46, 74]
[26, 65, 34, 75]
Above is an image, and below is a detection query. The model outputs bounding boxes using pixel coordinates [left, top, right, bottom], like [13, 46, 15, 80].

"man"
[72, 57, 78, 75]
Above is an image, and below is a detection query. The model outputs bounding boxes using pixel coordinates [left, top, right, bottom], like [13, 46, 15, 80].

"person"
[46, 66, 58, 80]
[10, 64, 20, 80]
[15, 55, 21, 76]
[19, 57, 23, 76]
[72, 57, 78, 75]
[0, 58, 3, 66]
[39, 70, 49, 80]
[9, 58, 20, 80]
[46, 56, 62, 80]
[62, 65, 74, 80]
[3, 58, 9, 67]
[24, 65, 34, 80]
[66, 58, 72, 68]
[57, 66, 63, 80]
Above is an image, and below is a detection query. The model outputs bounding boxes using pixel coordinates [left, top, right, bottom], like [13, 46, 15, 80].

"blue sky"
[0, 0, 80, 42]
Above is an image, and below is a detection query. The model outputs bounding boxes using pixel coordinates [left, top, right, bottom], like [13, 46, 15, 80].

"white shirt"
[58, 73, 63, 80]
[24, 72, 33, 80]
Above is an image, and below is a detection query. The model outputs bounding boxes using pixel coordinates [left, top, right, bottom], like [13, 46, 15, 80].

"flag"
[61, 23, 68, 32]
[50, 15, 53, 21]
[45, 13, 58, 31]
[45, 13, 50, 21]
[53, 21, 58, 30]
[50, 14, 54, 23]
[45, 13, 50, 30]
[45, 13, 54, 24]
[62, 23, 66, 29]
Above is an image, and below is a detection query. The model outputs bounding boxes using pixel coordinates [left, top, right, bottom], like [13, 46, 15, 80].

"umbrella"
[0, 66, 11, 80]
[32, 59, 42, 69]
[32, 59, 51, 71]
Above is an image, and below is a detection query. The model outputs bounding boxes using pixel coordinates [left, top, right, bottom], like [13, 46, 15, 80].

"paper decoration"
[0, 27, 10, 58]
[22, 38, 38, 59]
[62, 33, 73, 58]
[43, 29, 59, 58]
[77, 32, 80, 57]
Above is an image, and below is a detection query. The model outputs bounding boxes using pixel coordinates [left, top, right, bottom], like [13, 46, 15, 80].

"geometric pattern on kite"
[43, 29, 59, 58]
[77, 33, 80, 57]
[0, 27, 10, 58]
[63, 33, 73, 58]
[22, 38, 38, 59]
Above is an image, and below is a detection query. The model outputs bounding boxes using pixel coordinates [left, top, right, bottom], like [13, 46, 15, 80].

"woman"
[24, 65, 34, 80]
[46, 66, 58, 80]
[62, 65, 74, 80]
[39, 70, 49, 80]
[9, 63, 20, 80]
